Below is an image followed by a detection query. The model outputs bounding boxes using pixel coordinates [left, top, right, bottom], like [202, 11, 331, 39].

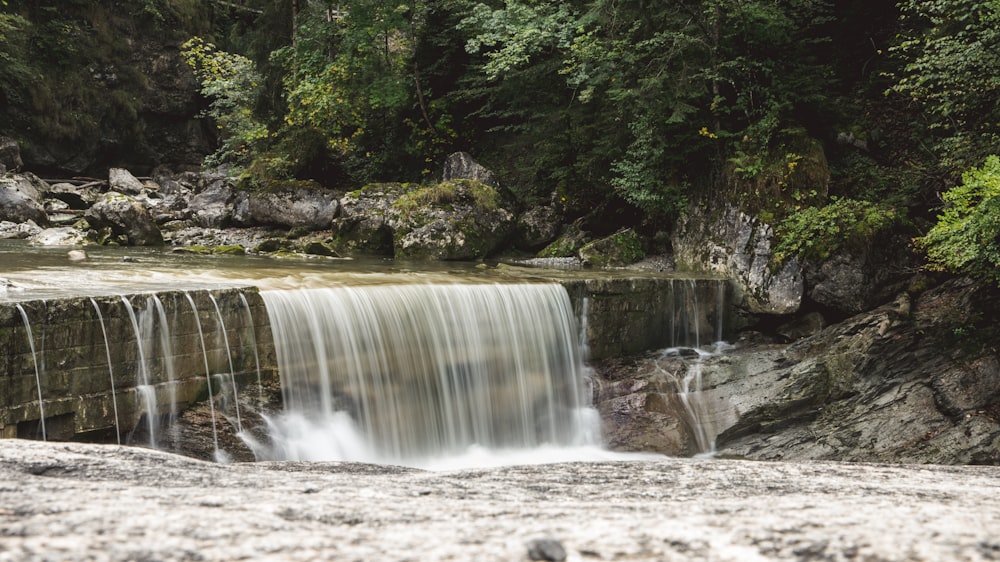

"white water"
[15, 304, 46, 441]
[90, 298, 121, 444]
[238, 292, 265, 409]
[252, 283, 609, 467]
[148, 295, 179, 432]
[121, 297, 158, 448]
[183, 291, 224, 462]
[208, 294, 242, 433]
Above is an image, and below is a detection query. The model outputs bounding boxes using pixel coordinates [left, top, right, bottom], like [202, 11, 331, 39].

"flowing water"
[90, 298, 121, 444]
[1, 241, 726, 468]
[15, 304, 46, 441]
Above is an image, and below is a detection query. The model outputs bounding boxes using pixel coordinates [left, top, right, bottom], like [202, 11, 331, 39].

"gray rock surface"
[0, 440, 998, 561]
[0, 220, 42, 240]
[188, 176, 236, 228]
[0, 174, 48, 225]
[673, 204, 802, 315]
[802, 234, 915, 315]
[109, 167, 145, 195]
[29, 226, 88, 246]
[233, 188, 340, 230]
[441, 151, 499, 188]
[596, 278, 1000, 465]
[85, 192, 164, 246]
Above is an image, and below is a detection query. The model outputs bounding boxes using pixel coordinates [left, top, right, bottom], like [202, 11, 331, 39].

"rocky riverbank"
[1, 440, 998, 562]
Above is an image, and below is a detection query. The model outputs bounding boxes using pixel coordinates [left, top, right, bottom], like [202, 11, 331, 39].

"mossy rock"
[538, 224, 589, 258]
[578, 228, 645, 267]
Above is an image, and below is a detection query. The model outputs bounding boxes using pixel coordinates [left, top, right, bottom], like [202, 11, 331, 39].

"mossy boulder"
[387, 180, 515, 260]
[578, 228, 645, 267]
[538, 222, 589, 258]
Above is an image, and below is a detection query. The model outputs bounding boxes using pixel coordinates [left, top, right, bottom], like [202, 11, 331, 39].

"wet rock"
[30, 226, 88, 246]
[527, 538, 567, 561]
[0, 173, 48, 225]
[109, 168, 145, 195]
[233, 187, 340, 231]
[0, 440, 997, 561]
[67, 249, 88, 261]
[673, 203, 802, 315]
[441, 151, 499, 188]
[0, 219, 42, 240]
[85, 192, 164, 246]
[0, 136, 23, 171]
[578, 228, 645, 267]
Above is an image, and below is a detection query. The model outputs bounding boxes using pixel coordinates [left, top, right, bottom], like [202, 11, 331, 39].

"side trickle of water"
[90, 298, 121, 444]
[258, 283, 595, 464]
[121, 296, 158, 448]
[183, 291, 223, 462]
[208, 294, 242, 433]
[149, 295, 179, 430]
[15, 304, 46, 441]
[238, 292, 265, 409]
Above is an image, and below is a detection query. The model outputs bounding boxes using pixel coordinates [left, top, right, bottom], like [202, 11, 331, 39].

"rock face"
[1, 440, 998, 561]
[234, 187, 340, 230]
[85, 192, 164, 246]
[673, 203, 802, 315]
[598, 278, 1000, 465]
[802, 233, 916, 315]
[0, 173, 48, 225]
[188, 176, 236, 229]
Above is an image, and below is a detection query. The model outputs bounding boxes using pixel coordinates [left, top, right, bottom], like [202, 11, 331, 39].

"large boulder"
[515, 194, 563, 251]
[85, 192, 164, 246]
[46, 182, 103, 210]
[0, 137, 23, 172]
[30, 226, 88, 246]
[673, 203, 802, 315]
[388, 180, 516, 260]
[0, 220, 42, 240]
[0, 173, 48, 225]
[233, 187, 340, 230]
[188, 177, 236, 228]
[334, 183, 404, 256]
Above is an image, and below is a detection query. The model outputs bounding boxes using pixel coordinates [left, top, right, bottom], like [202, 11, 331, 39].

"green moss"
[212, 245, 246, 255]
[392, 180, 500, 216]
[578, 228, 645, 267]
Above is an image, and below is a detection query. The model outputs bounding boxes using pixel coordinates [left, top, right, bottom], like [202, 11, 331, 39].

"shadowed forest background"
[2, 0, 999, 283]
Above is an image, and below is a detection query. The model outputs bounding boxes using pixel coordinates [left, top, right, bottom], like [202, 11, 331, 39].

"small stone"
[527, 538, 566, 561]
[67, 250, 88, 261]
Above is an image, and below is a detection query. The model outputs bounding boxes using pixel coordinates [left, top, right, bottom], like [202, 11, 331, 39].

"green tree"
[889, 0, 1000, 174]
[917, 155, 1000, 285]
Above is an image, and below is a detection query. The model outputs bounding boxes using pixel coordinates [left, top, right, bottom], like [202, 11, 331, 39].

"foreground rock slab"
[1, 442, 999, 561]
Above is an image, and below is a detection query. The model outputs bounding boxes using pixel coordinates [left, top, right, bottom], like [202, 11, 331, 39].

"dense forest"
[1, 0, 999, 282]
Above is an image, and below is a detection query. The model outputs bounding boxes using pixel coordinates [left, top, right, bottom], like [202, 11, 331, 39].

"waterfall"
[183, 291, 224, 462]
[121, 296, 158, 448]
[90, 298, 121, 444]
[253, 282, 598, 466]
[208, 294, 242, 433]
[15, 304, 46, 441]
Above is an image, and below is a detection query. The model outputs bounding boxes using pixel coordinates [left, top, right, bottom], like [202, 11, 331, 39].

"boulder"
[233, 187, 340, 230]
[0, 137, 23, 172]
[334, 183, 404, 256]
[85, 192, 164, 246]
[388, 180, 516, 260]
[109, 168, 145, 195]
[538, 222, 590, 259]
[188, 177, 236, 228]
[441, 152, 499, 188]
[578, 228, 644, 267]
[673, 203, 803, 315]
[516, 196, 563, 250]
[0, 220, 42, 240]
[0, 173, 48, 225]
[30, 226, 88, 246]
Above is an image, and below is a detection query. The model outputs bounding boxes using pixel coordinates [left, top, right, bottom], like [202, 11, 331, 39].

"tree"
[917, 155, 1000, 285]
[889, 0, 1000, 174]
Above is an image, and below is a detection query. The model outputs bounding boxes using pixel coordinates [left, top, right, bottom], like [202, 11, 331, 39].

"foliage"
[393, 179, 500, 215]
[182, 36, 268, 168]
[888, 0, 1000, 175]
[773, 197, 901, 263]
[917, 155, 1000, 285]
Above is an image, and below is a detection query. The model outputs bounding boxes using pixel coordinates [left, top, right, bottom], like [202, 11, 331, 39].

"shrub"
[773, 197, 901, 263]
[917, 155, 1000, 285]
